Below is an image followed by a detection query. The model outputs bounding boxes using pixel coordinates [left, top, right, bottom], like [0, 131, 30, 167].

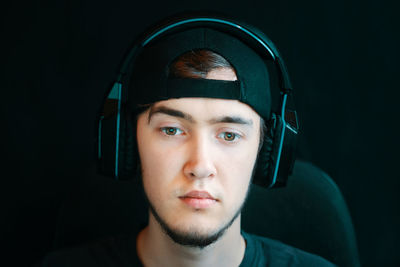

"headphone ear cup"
[252, 114, 276, 187]
[252, 111, 298, 188]
[97, 115, 118, 177]
[118, 115, 134, 178]
[117, 111, 141, 180]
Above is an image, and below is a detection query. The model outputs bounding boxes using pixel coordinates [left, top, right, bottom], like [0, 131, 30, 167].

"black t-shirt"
[38, 230, 336, 267]
[239, 231, 335, 267]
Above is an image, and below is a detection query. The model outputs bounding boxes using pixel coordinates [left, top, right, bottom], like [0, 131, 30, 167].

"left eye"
[218, 132, 240, 142]
[161, 127, 183, 136]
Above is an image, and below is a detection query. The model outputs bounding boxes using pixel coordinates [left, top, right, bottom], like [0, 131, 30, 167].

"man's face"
[136, 96, 261, 247]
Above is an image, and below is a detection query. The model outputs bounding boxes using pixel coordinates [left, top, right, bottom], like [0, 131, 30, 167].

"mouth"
[179, 190, 218, 209]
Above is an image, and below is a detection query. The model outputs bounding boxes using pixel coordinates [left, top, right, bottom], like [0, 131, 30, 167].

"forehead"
[148, 97, 261, 122]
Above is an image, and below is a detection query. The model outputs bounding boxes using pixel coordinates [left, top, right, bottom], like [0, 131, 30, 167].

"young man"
[39, 17, 336, 267]
[135, 51, 260, 266]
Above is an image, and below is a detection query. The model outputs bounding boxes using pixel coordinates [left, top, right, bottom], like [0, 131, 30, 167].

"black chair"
[52, 160, 360, 267]
[242, 160, 360, 267]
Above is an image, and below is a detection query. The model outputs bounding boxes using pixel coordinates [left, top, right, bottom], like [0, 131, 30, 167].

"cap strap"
[166, 78, 241, 100]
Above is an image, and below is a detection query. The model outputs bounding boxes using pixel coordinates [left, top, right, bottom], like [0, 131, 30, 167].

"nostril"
[188, 171, 215, 178]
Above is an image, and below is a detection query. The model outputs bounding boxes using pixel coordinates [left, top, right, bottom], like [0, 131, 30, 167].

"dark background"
[2, 0, 399, 266]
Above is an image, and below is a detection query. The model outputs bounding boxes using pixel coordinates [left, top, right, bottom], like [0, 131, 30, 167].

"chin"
[154, 208, 241, 249]
[164, 223, 228, 249]
[172, 219, 219, 235]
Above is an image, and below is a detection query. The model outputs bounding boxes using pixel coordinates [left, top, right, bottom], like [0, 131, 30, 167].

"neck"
[137, 213, 246, 267]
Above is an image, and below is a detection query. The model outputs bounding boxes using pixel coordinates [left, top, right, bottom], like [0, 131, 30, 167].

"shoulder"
[242, 231, 336, 267]
[38, 233, 140, 267]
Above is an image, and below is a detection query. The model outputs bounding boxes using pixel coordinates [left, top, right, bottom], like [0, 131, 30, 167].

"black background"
[2, 0, 399, 266]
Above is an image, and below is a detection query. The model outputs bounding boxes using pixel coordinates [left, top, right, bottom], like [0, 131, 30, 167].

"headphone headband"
[117, 16, 292, 93]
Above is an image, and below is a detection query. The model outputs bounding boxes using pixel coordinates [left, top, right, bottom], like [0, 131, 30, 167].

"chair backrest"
[242, 160, 360, 267]
[53, 160, 360, 267]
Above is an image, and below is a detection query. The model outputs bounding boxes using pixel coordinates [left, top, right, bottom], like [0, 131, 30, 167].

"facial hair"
[143, 181, 252, 249]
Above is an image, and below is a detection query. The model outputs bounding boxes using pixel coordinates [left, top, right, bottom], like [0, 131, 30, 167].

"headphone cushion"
[252, 116, 276, 187]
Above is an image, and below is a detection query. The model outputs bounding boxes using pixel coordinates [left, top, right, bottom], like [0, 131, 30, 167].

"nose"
[183, 134, 217, 180]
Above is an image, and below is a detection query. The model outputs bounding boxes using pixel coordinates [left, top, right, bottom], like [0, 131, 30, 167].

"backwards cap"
[128, 27, 272, 119]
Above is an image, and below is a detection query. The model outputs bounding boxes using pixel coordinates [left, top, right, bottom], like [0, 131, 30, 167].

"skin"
[136, 68, 261, 267]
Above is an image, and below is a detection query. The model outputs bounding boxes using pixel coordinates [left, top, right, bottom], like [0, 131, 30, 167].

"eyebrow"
[148, 106, 194, 123]
[148, 106, 253, 127]
[209, 116, 253, 126]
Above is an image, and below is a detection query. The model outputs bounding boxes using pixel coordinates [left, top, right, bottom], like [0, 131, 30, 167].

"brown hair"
[169, 49, 237, 79]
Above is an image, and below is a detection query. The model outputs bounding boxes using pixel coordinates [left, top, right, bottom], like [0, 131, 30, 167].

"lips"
[179, 190, 217, 209]
[182, 190, 216, 200]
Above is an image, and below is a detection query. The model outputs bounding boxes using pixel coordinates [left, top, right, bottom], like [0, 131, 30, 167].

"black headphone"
[96, 14, 299, 188]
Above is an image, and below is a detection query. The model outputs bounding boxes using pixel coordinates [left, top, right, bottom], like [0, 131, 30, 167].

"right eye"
[219, 131, 240, 142]
[160, 127, 184, 136]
